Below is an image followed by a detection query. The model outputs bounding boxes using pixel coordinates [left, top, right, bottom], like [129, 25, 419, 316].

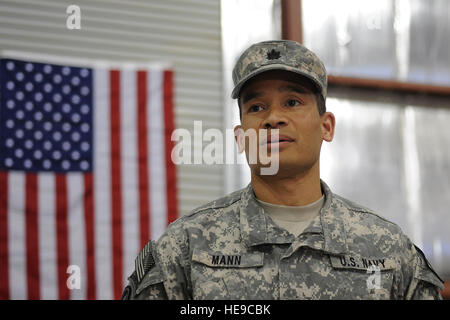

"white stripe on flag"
[38, 173, 57, 300]
[121, 67, 140, 285]
[67, 173, 86, 300]
[93, 67, 113, 300]
[8, 172, 26, 299]
[149, 70, 168, 240]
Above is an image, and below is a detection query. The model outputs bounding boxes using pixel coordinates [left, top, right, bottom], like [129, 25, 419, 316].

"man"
[122, 40, 444, 300]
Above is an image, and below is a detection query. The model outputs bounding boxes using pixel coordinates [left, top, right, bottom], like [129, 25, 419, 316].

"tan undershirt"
[257, 195, 325, 237]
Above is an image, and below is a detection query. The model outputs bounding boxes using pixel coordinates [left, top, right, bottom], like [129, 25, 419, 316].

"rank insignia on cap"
[135, 240, 155, 283]
[267, 49, 281, 60]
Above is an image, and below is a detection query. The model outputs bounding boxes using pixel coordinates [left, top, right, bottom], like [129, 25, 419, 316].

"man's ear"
[321, 112, 335, 142]
[234, 125, 245, 153]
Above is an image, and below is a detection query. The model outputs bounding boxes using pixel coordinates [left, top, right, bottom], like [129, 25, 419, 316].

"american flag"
[0, 55, 178, 300]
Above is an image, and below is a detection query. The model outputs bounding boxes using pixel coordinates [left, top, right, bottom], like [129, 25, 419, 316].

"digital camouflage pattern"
[122, 180, 444, 300]
[231, 40, 328, 101]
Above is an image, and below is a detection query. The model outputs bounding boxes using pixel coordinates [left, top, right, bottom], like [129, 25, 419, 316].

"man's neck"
[250, 162, 322, 206]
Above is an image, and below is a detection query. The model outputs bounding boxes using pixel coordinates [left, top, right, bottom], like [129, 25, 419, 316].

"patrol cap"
[231, 40, 327, 101]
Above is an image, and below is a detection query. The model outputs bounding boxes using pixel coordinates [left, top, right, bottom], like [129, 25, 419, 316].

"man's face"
[234, 70, 335, 176]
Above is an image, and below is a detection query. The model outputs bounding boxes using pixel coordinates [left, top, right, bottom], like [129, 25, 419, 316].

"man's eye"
[286, 99, 301, 107]
[248, 105, 263, 112]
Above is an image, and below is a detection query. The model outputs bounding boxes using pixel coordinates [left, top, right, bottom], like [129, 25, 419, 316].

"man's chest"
[189, 245, 397, 300]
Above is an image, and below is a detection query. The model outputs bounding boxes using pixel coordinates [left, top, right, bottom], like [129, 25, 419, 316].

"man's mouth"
[261, 135, 295, 146]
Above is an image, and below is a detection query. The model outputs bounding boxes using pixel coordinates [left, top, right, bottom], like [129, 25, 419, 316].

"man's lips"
[260, 135, 295, 145]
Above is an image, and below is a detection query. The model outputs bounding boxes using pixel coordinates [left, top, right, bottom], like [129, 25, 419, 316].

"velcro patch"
[135, 241, 155, 282]
[330, 254, 397, 271]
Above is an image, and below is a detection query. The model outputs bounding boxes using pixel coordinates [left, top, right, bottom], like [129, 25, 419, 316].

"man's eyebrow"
[278, 85, 311, 95]
[241, 91, 263, 105]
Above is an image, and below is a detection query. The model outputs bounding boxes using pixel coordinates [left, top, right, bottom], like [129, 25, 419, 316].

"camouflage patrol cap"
[231, 40, 327, 101]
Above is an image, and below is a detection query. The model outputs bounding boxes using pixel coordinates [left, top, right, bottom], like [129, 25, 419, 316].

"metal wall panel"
[0, 0, 224, 216]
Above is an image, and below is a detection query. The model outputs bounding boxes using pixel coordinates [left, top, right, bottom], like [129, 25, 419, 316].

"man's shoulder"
[332, 193, 445, 291]
[331, 193, 411, 254]
[333, 193, 401, 231]
[186, 187, 244, 217]
[166, 187, 245, 231]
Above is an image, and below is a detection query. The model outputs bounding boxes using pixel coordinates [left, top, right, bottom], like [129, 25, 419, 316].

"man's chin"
[250, 160, 313, 178]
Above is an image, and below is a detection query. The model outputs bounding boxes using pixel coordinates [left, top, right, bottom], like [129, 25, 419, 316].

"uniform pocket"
[328, 254, 398, 299]
[191, 249, 266, 299]
[135, 264, 165, 295]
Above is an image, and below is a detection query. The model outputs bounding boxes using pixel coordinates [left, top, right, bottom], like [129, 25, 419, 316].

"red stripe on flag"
[83, 173, 96, 299]
[0, 172, 9, 299]
[25, 173, 40, 300]
[137, 71, 151, 248]
[163, 70, 178, 225]
[55, 174, 70, 300]
[110, 70, 123, 300]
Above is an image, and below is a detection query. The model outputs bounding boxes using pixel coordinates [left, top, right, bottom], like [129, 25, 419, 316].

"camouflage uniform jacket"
[123, 180, 444, 300]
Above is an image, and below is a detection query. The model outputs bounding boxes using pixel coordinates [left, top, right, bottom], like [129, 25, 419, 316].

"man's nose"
[263, 105, 288, 129]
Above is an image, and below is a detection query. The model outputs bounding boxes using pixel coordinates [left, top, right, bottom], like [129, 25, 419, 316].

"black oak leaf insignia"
[267, 49, 281, 60]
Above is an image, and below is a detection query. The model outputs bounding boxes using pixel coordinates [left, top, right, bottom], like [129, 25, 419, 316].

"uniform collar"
[239, 179, 348, 255]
